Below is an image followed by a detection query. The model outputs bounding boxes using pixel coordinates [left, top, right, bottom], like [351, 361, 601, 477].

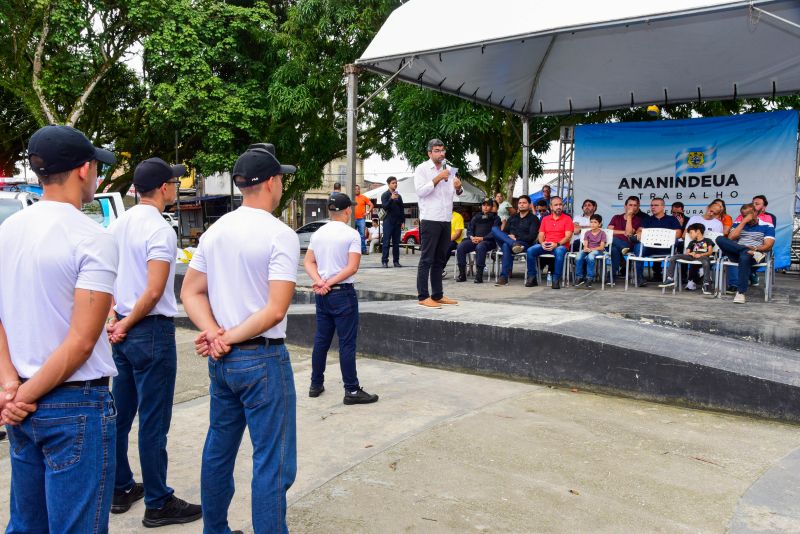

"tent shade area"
[356, 0, 800, 117]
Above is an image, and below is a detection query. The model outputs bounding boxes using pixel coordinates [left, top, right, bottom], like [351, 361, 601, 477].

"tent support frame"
[751, 5, 800, 32]
[557, 126, 575, 214]
[522, 117, 530, 196]
[345, 64, 359, 228]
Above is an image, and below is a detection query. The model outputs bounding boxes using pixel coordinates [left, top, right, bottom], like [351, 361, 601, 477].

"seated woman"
[710, 199, 732, 236]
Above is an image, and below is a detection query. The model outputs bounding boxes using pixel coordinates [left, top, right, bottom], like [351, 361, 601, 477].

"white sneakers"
[733, 292, 746, 304]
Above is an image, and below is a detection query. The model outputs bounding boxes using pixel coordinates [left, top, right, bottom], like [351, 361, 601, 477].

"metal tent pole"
[345, 64, 360, 228]
[522, 117, 530, 197]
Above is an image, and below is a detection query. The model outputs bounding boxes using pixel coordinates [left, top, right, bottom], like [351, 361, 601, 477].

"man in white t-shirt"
[571, 199, 597, 251]
[106, 158, 201, 525]
[304, 193, 379, 405]
[414, 138, 463, 308]
[181, 143, 299, 533]
[0, 125, 118, 532]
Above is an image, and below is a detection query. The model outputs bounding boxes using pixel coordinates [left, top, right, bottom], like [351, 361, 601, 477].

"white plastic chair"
[624, 228, 676, 291]
[565, 229, 614, 289]
[672, 230, 722, 295]
[717, 248, 774, 302]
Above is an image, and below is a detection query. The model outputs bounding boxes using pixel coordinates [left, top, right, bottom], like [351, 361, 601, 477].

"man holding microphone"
[414, 139, 463, 308]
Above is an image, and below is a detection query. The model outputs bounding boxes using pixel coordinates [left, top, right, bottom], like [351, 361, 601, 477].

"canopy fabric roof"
[357, 0, 800, 116]
[364, 176, 486, 205]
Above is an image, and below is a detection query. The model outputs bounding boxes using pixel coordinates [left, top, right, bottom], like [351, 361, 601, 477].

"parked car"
[401, 226, 420, 245]
[296, 220, 329, 250]
[81, 192, 125, 228]
[0, 191, 40, 226]
[162, 212, 179, 236]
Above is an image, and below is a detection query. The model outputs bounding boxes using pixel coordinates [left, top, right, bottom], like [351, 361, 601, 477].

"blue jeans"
[381, 220, 402, 263]
[355, 218, 367, 253]
[112, 314, 177, 508]
[456, 239, 496, 270]
[201, 345, 296, 534]
[715, 236, 755, 294]
[491, 227, 530, 278]
[610, 236, 636, 275]
[575, 250, 601, 279]
[526, 244, 568, 279]
[6, 385, 117, 534]
[311, 286, 359, 391]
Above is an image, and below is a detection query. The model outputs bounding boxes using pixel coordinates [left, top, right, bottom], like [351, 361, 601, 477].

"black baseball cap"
[328, 192, 352, 211]
[28, 125, 116, 176]
[482, 198, 493, 206]
[232, 144, 296, 187]
[134, 157, 187, 193]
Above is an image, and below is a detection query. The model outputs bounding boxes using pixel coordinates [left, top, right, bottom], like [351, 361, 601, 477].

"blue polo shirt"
[642, 214, 682, 231]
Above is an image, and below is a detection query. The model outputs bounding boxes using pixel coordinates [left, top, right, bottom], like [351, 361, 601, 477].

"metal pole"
[345, 64, 359, 228]
[175, 131, 183, 247]
[522, 117, 530, 197]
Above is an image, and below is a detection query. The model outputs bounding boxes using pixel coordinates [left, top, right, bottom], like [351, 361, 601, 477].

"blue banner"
[573, 111, 798, 269]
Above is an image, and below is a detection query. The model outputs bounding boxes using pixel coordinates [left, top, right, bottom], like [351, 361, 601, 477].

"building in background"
[302, 157, 364, 224]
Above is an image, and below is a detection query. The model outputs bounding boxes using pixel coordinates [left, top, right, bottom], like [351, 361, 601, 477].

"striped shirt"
[731, 220, 775, 248]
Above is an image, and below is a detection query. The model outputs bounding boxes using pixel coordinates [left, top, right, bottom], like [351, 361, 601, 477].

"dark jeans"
[665, 254, 712, 285]
[7, 385, 117, 533]
[611, 236, 636, 275]
[381, 220, 402, 264]
[311, 285, 359, 391]
[715, 236, 756, 294]
[456, 239, 496, 270]
[442, 240, 458, 267]
[112, 314, 177, 508]
[491, 227, 531, 278]
[202, 345, 297, 534]
[634, 244, 669, 280]
[526, 244, 568, 279]
[417, 220, 451, 300]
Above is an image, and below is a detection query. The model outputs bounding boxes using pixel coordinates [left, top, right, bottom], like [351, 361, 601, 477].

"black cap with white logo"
[27, 125, 116, 176]
[328, 192, 352, 211]
[232, 144, 296, 187]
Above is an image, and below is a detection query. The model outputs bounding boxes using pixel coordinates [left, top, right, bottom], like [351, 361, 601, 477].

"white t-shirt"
[686, 215, 723, 234]
[189, 206, 299, 339]
[367, 226, 379, 240]
[308, 221, 361, 283]
[572, 214, 591, 241]
[110, 204, 177, 317]
[0, 201, 118, 380]
[413, 159, 460, 222]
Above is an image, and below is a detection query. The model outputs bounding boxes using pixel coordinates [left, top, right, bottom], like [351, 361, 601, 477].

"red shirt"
[540, 213, 573, 244]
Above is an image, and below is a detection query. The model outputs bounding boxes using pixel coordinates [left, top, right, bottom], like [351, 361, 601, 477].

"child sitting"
[574, 214, 606, 289]
[659, 222, 715, 295]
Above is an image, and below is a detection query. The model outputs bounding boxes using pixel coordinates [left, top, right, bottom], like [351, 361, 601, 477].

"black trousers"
[381, 220, 402, 263]
[417, 220, 451, 301]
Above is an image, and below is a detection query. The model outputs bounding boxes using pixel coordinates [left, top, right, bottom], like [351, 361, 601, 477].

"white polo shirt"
[413, 159, 461, 222]
[189, 206, 299, 339]
[110, 204, 178, 317]
[308, 221, 361, 283]
[0, 201, 119, 380]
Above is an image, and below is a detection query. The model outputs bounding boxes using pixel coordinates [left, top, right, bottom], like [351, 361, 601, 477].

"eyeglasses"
[166, 179, 181, 185]
[431, 148, 446, 153]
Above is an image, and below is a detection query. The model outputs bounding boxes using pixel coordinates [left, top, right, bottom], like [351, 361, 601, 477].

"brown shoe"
[418, 298, 442, 308]
[435, 296, 459, 305]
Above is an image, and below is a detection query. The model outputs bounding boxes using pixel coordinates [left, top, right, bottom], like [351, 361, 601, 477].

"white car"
[81, 192, 125, 228]
[162, 212, 179, 236]
[296, 220, 329, 250]
[0, 191, 40, 226]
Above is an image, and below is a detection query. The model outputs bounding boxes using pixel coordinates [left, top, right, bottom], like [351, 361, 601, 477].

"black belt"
[231, 337, 285, 349]
[329, 283, 353, 290]
[115, 313, 173, 322]
[20, 377, 110, 388]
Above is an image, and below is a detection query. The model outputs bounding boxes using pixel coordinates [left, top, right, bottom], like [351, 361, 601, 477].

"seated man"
[735, 195, 777, 226]
[442, 208, 465, 272]
[571, 199, 597, 251]
[608, 196, 646, 278]
[492, 195, 539, 286]
[365, 221, 380, 254]
[633, 197, 682, 285]
[715, 203, 774, 304]
[526, 196, 573, 289]
[456, 199, 499, 284]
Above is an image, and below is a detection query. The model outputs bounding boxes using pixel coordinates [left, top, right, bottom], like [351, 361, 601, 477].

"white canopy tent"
[344, 0, 800, 199]
[364, 175, 487, 205]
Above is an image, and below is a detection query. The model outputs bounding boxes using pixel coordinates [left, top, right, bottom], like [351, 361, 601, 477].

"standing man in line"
[182, 144, 299, 534]
[381, 176, 404, 268]
[107, 158, 202, 526]
[0, 125, 119, 532]
[354, 184, 373, 254]
[414, 139, 463, 308]
[305, 193, 379, 404]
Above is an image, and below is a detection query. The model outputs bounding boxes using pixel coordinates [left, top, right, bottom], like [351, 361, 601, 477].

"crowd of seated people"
[438, 192, 778, 304]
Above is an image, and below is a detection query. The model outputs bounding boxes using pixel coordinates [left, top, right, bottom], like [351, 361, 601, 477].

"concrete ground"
[2, 328, 799, 533]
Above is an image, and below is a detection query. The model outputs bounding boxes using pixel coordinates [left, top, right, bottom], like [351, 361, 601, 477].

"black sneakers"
[343, 387, 379, 405]
[111, 482, 145, 514]
[142, 495, 202, 528]
[309, 384, 325, 398]
[393, 262, 402, 268]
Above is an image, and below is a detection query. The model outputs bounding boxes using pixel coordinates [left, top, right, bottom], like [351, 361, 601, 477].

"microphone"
[441, 159, 448, 181]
